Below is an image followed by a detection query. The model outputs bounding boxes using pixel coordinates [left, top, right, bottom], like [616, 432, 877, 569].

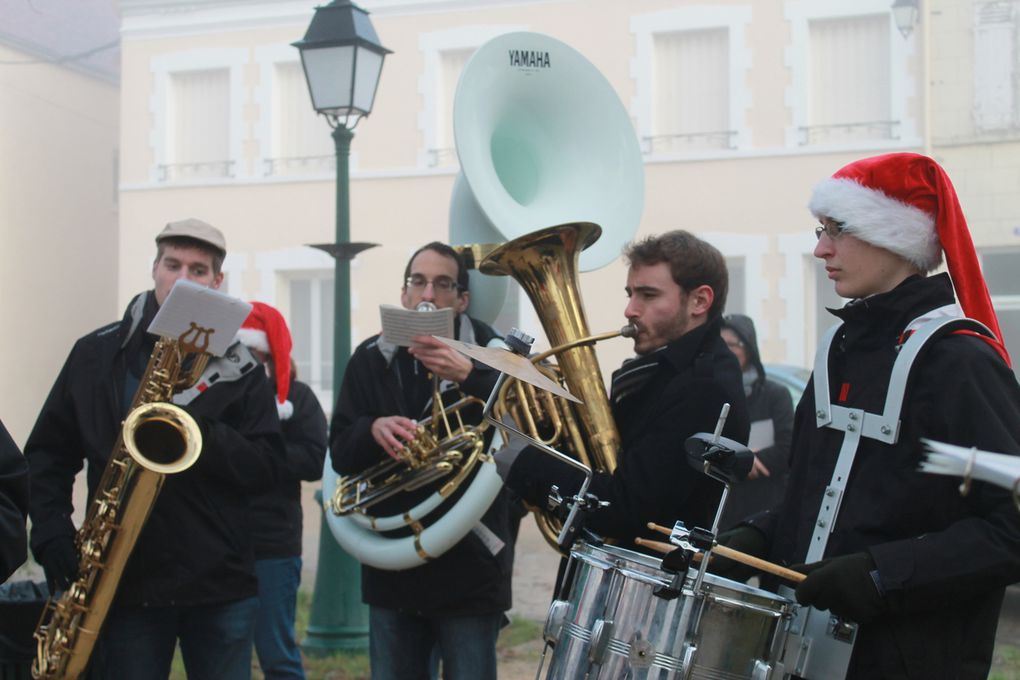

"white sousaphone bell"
[323, 31, 645, 570]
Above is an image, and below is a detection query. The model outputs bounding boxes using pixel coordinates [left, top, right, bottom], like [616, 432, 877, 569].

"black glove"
[792, 552, 886, 624]
[710, 525, 767, 582]
[35, 536, 78, 594]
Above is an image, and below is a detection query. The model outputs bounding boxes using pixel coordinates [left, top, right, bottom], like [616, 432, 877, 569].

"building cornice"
[120, 0, 550, 40]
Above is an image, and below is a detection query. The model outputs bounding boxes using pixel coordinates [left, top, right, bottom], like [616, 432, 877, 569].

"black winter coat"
[26, 291, 286, 606]
[329, 316, 517, 616]
[719, 314, 795, 528]
[251, 378, 327, 559]
[754, 274, 1020, 680]
[0, 419, 28, 581]
[507, 318, 750, 549]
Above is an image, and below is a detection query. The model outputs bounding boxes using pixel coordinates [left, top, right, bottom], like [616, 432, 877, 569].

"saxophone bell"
[122, 402, 203, 474]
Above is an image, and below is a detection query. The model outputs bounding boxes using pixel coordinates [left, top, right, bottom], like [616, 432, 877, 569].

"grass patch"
[991, 643, 1020, 680]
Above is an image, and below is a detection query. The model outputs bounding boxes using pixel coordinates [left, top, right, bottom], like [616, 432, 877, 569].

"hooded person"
[714, 153, 1020, 680]
[236, 301, 327, 680]
[718, 314, 794, 530]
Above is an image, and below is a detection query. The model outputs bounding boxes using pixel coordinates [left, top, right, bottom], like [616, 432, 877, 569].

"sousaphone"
[454, 32, 645, 547]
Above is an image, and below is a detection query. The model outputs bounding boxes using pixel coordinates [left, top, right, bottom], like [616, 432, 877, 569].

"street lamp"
[293, 0, 391, 654]
[891, 0, 920, 39]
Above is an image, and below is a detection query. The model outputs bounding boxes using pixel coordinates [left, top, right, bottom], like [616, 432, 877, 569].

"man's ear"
[688, 284, 714, 318]
[211, 272, 224, 290]
[455, 290, 470, 314]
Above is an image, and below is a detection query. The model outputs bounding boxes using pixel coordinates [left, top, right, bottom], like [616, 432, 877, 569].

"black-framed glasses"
[405, 274, 459, 293]
[814, 219, 847, 241]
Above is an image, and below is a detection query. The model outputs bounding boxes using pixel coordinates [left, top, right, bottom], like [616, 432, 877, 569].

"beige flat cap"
[156, 218, 227, 255]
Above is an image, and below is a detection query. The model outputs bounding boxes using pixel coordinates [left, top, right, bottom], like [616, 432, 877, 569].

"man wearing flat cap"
[25, 219, 285, 680]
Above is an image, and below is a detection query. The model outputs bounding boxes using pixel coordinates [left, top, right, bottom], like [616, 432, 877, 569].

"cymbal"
[432, 336, 581, 403]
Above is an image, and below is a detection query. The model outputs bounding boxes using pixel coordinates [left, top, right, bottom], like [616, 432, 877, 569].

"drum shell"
[544, 542, 792, 680]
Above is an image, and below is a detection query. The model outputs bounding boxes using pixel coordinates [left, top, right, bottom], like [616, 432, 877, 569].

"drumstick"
[645, 522, 806, 584]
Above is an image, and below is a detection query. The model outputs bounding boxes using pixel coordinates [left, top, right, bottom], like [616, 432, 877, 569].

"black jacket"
[0, 418, 28, 581]
[719, 314, 795, 528]
[329, 316, 517, 616]
[25, 291, 286, 606]
[251, 378, 327, 559]
[753, 274, 1020, 680]
[507, 318, 750, 549]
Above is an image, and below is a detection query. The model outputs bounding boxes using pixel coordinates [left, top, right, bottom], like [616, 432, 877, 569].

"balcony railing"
[641, 130, 738, 154]
[797, 120, 900, 146]
[157, 160, 234, 182]
[263, 155, 335, 177]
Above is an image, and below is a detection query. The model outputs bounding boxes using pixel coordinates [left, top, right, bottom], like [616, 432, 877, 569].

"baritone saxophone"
[32, 324, 212, 680]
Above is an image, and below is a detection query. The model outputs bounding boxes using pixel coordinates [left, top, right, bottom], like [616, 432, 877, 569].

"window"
[651, 29, 733, 152]
[418, 26, 522, 169]
[725, 256, 747, 315]
[163, 69, 231, 180]
[981, 249, 1020, 380]
[150, 47, 247, 183]
[814, 258, 847, 343]
[632, 6, 752, 157]
[785, 0, 916, 150]
[424, 48, 473, 167]
[974, 1, 1019, 132]
[805, 14, 892, 144]
[289, 272, 335, 406]
[265, 61, 334, 176]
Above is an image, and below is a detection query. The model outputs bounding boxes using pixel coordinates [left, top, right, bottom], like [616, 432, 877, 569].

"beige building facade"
[8, 0, 1018, 446]
[0, 39, 120, 445]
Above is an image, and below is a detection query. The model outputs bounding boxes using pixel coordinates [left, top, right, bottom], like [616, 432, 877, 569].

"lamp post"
[890, 0, 930, 155]
[293, 0, 390, 654]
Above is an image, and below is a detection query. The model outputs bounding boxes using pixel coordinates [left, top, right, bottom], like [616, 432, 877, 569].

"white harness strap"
[805, 315, 992, 562]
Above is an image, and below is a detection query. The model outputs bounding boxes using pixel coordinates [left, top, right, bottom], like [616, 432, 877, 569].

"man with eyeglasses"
[716, 153, 1020, 679]
[329, 242, 519, 680]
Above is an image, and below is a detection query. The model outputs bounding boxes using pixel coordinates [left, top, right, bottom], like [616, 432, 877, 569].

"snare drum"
[542, 542, 793, 679]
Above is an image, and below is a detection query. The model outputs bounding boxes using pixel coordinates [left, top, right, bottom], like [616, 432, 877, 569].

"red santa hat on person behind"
[236, 301, 295, 420]
[809, 152, 1010, 367]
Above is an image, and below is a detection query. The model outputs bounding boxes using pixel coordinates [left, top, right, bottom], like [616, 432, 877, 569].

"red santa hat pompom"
[237, 301, 295, 420]
[809, 152, 1010, 367]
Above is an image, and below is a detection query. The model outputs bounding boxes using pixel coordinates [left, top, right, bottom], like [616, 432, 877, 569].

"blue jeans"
[254, 557, 305, 679]
[368, 606, 502, 680]
[91, 596, 259, 680]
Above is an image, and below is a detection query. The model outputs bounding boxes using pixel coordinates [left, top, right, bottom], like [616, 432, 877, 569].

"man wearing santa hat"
[716, 153, 1020, 679]
[237, 301, 327, 680]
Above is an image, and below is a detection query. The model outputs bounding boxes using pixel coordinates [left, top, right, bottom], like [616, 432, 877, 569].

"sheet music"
[748, 419, 775, 451]
[148, 279, 252, 357]
[380, 304, 455, 347]
[922, 439, 1020, 493]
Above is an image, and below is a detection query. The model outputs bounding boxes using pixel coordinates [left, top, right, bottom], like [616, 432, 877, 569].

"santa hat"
[810, 152, 1010, 367]
[237, 301, 295, 420]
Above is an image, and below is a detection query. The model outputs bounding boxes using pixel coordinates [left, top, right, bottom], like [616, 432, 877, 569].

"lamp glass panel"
[302, 45, 355, 113]
[352, 47, 384, 114]
[892, 6, 919, 35]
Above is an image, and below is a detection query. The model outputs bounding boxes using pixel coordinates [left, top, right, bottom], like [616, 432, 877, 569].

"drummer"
[496, 230, 750, 549]
[717, 154, 1020, 679]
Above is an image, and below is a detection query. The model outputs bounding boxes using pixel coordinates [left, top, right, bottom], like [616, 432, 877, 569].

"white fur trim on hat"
[277, 399, 294, 421]
[809, 177, 942, 272]
[236, 328, 270, 354]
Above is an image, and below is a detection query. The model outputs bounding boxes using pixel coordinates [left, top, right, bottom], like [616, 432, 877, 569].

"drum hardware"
[440, 327, 612, 553]
[539, 541, 794, 679]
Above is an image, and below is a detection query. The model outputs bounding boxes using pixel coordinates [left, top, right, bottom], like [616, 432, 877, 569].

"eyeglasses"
[405, 274, 460, 293]
[814, 219, 847, 241]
